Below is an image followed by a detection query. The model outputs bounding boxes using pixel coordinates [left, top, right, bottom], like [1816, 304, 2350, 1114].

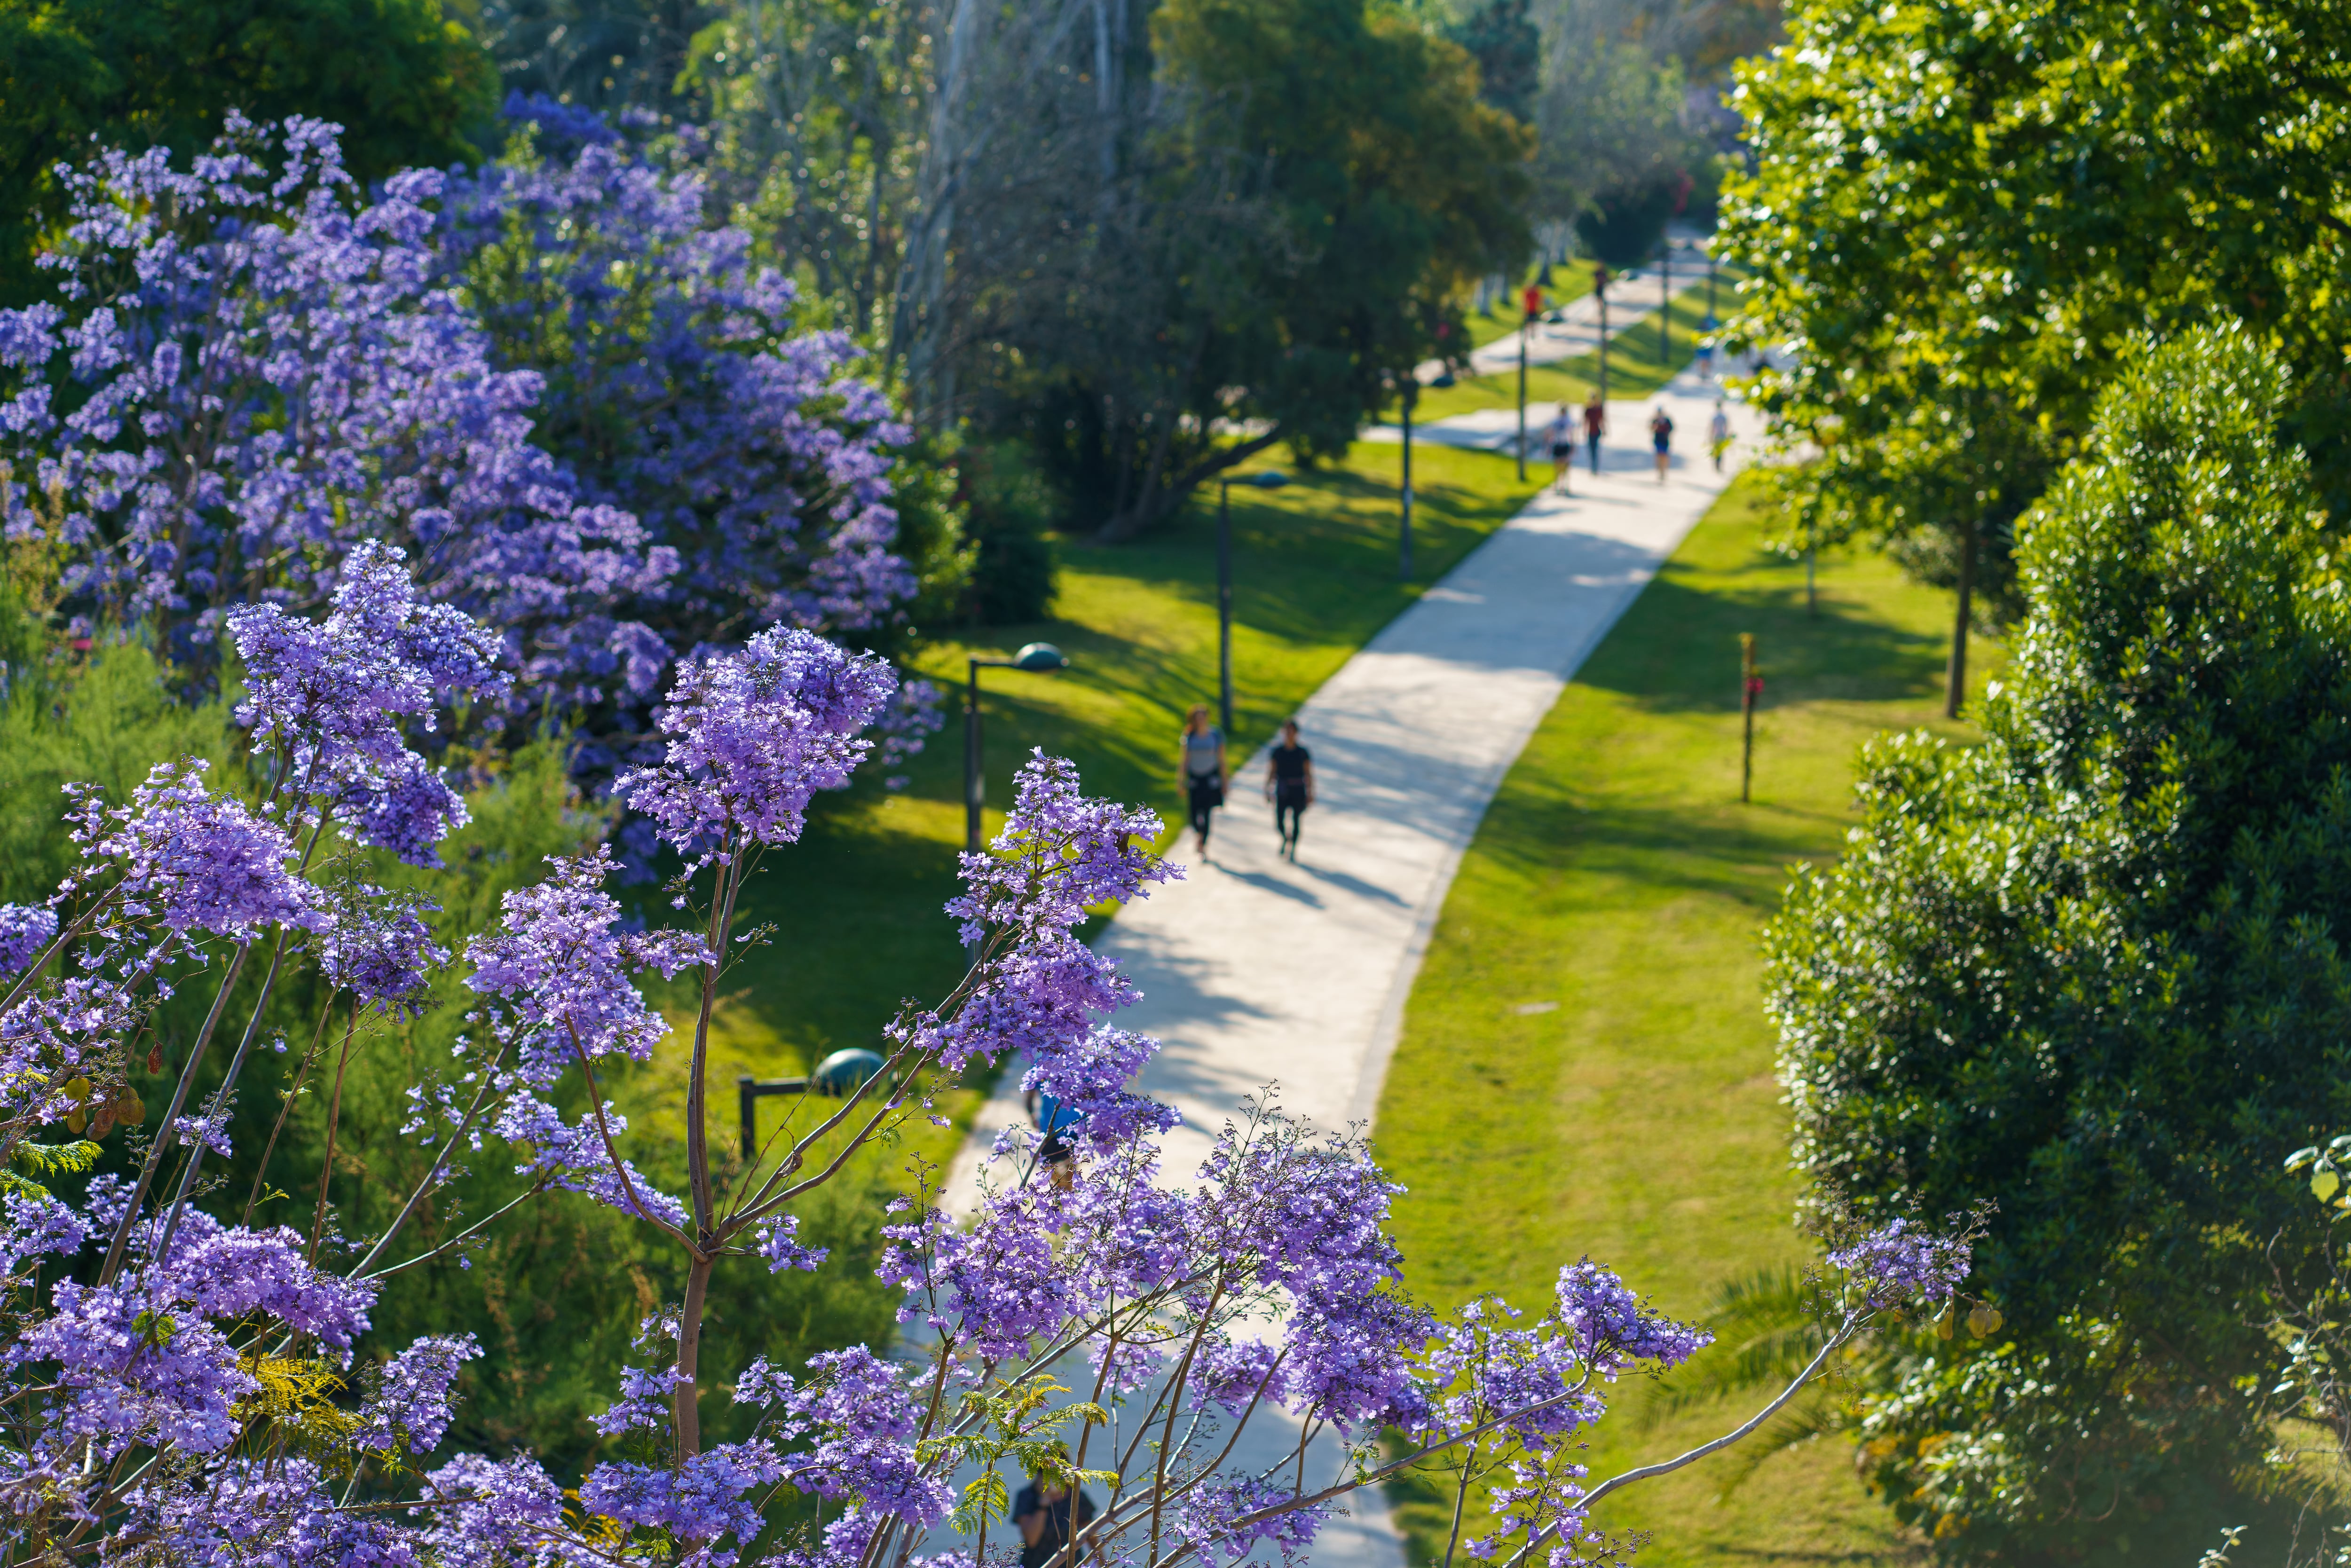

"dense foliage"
[0, 111, 947, 768]
[1764, 327, 2351, 1556]
[0, 0, 496, 303]
[1721, 0, 2351, 682]
[0, 543, 1975, 1563]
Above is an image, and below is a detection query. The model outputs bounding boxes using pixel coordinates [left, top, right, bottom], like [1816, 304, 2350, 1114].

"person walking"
[1649, 404, 1674, 484]
[1546, 403, 1574, 494]
[1708, 399, 1733, 473]
[1263, 718, 1315, 860]
[1581, 392, 1606, 476]
[1179, 704, 1226, 861]
[1013, 1454, 1098, 1568]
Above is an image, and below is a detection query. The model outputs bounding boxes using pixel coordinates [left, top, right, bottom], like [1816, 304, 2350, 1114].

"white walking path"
[938, 369, 1760, 1568]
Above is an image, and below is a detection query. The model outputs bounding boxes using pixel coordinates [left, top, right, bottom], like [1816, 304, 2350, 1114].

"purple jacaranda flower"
[1829, 1216, 1972, 1308]
[466, 845, 707, 1085]
[0, 115, 668, 701]
[0, 904, 57, 977]
[313, 883, 448, 1016]
[0, 1189, 89, 1278]
[754, 1212, 828, 1274]
[580, 1441, 786, 1560]
[1553, 1260, 1712, 1374]
[774, 1347, 951, 1525]
[13, 1221, 376, 1466]
[229, 538, 506, 867]
[491, 1091, 690, 1231]
[415, 1453, 574, 1568]
[593, 1360, 691, 1437]
[62, 761, 316, 939]
[355, 1332, 481, 1455]
[618, 628, 896, 862]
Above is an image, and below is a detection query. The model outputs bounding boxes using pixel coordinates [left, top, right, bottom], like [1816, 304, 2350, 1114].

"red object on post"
[1522, 284, 1544, 317]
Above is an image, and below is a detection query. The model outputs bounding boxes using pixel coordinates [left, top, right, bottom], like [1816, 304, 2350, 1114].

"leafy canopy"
[0, 0, 498, 302]
[1720, 0, 2351, 618]
[1765, 323, 2351, 1556]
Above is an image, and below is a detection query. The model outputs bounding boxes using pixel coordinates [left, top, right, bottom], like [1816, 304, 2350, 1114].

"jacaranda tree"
[1766, 324, 2351, 1558]
[0, 111, 941, 761]
[0, 540, 1977, 1564]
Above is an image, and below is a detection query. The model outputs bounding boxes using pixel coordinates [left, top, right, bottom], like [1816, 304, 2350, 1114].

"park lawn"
[1372, 475, 2005, 1566]
[617, 438, 1553, 1186]
[1462, 258, 1601, 350]
[1413, 276, 1730, 426]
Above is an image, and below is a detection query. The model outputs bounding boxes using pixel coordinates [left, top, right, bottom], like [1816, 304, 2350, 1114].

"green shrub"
[960, 438, 1062, 626]
[1765, 323, 2351, 1560]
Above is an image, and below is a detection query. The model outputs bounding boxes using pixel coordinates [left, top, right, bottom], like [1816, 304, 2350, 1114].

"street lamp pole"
[1516, 300, 1530, 481]
[963, 641, 1069, 854]
[1594, 265, 1611, 402]
[1660, 241, 1671, 365]
[1400, 378, 1416, 582]
[1216, 470, 1289, 741]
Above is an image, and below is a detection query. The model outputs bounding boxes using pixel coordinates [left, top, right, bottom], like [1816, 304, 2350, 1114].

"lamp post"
[1594, 265, 1612, 402]
[1516, 284, 1542, 481]
[1217, 469, 1289, 738]
[1659, 241, 1672, 365]
[964, 641, 1068, 853]
[1399, 377, 1417, 583]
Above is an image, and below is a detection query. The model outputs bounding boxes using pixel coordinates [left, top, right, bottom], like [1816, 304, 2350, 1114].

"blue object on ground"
[814, 1048, 887, 1095]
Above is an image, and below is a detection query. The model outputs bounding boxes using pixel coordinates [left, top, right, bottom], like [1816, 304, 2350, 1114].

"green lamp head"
[1012, 642, 1069, 672]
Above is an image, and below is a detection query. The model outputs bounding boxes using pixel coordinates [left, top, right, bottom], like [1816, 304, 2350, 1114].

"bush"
[1765, 323, 2351, 1559]
[959, 439, 1062, 626]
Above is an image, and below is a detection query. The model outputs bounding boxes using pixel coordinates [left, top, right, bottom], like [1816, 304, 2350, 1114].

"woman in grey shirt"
[1179, 704, 1227, 860]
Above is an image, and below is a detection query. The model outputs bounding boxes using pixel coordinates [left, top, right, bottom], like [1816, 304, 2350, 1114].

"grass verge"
[1372, 473, 2003, 1566]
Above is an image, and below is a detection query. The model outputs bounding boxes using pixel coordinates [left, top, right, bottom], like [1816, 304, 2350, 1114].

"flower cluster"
[1828, 1216, 1973, 1309]
[0, 115, 658, 686]
[0, 105, 929, 782]
[229, 537, 507, 866]
[618, 628, 898, 860]
[0, 906, 55, 978]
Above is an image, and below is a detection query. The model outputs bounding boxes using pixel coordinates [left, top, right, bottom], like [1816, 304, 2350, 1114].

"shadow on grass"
[1575, 570, 1950, 714]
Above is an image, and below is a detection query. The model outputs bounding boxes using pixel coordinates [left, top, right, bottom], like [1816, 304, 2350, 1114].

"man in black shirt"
[1264, 718, 1315, 861]
[1013, 1462, 1097, 1568]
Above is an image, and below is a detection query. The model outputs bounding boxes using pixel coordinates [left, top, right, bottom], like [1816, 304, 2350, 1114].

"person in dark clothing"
[1013, 1462, 1097, 1568]
[1263, 718, 1315, 860]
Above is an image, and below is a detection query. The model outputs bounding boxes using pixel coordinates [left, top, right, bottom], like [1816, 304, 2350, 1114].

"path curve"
[938, 374, 1759, 1568]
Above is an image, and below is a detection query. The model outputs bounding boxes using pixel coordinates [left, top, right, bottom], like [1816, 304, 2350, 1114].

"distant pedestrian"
[1581, 392, 1606, 475]
[1546, 403, 1573, 494]
[1649, 405, 1674, 484]
[1264, 718, 1316, 861]
[1014, 1456, 1097, 1568]
[1179, 704, 1226, 861]
[1709, 400, 1732, 473]
[1696, 339, 1716, 380]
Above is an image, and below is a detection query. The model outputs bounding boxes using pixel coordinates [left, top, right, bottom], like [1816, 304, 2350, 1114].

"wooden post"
[1740, 633, 1760, 804]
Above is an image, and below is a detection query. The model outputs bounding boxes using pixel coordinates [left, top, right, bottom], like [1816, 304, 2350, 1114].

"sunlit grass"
[1373, 474, 1999, 1566]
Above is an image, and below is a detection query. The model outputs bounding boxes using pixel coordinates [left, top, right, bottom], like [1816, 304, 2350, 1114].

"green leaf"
[2314, 1169, 2340, 1203]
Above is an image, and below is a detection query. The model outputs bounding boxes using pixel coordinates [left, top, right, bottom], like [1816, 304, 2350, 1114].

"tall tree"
[0, 0, 498, 302]
[1721, 0, 2351, 713]
[1766, 325, 2351, 1559]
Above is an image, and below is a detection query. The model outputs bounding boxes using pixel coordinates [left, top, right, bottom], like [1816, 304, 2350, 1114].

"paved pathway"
[1419, 238, 1720, 384]
[940, 367, 1760, 1568]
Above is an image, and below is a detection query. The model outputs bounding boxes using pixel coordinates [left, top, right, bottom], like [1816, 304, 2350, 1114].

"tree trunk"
[1944, 514, 1975, 719]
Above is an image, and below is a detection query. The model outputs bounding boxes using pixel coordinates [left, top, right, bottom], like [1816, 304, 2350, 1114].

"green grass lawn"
[618, 439, 1554, 1169]
[1372, 475, 2004, 1566]
[1462, 259, 1601, 350]
[1414, 277, 1730, 426]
